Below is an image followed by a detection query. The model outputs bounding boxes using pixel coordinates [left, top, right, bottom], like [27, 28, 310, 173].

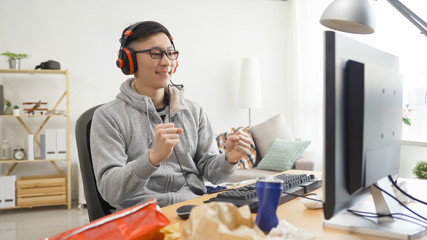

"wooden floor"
[0, 201, 89, 240]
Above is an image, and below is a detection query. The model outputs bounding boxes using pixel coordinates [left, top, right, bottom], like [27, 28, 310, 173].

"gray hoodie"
[90, 79, 237, 210]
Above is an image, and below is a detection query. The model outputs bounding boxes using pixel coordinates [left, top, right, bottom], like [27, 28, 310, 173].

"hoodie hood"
[115, 78, 188, 149]
[117, 78, 185, 115]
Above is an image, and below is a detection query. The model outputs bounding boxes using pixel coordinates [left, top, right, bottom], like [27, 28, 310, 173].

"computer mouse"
[176, 204, 196, 220]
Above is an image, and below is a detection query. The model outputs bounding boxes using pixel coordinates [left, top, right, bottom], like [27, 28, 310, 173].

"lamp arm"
[386, 0, 427, 37]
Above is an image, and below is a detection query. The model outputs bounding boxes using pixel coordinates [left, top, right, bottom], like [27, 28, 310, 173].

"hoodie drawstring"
[146, 101, 154, 148]
[180, 111, 191, 153]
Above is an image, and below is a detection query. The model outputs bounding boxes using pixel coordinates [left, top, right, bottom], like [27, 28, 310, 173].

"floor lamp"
[239, 57, 262, 127]
[320, 0, 427, 37]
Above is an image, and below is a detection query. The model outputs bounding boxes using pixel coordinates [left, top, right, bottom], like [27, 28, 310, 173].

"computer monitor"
[323, 31, 426, 239]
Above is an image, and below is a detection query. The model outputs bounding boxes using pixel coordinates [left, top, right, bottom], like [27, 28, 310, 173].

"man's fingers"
[236, 146, 249, 154]
[158, 127, 184, 134]
[155, 123, 183, 134]
[235, 130, 249, 137]
[230, 136, 251, 146]
[155, 123, 175, 130]
[235, 140, 250, 150]
[228, 134, 240, 142]
[234, 131, 251, 144]
[168, 139, 181, 147]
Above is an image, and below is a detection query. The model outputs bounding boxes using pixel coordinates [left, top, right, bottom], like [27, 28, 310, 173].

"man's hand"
[149, 123, 183, 166]
[225, 130, 251, 164]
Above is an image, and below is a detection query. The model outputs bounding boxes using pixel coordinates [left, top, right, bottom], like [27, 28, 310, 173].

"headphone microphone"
[170, 80, 184, 88]
[170, 60, 184, 88]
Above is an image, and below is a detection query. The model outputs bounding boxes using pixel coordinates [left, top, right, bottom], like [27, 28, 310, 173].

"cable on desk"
[282, 191, 323, 203]
[388, 175, 427, 205]
[373, 183, 427, 223]
[347, 182, 427, 230]
[347, 209, 427, 228]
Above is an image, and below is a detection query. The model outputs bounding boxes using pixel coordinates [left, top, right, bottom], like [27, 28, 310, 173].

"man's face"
[133, 33, 177, 89]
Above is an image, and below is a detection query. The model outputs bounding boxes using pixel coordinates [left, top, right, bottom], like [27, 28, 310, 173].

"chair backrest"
[75, 104, 115, 221]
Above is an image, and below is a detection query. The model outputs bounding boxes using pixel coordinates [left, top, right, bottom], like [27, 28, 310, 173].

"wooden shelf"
[0, 69, 67, 74]
[0, 158, 67, 164]
[0, 68, 72, 210]
[0, 114, 67, 118]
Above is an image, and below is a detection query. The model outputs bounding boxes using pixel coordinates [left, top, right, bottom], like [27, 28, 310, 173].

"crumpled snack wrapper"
[266, 220, 318, 240]
[300, 195, 323, 210]
[182, 202, 266, 240]
[392, 181, 414, 204]
[160, 222, 182, 240]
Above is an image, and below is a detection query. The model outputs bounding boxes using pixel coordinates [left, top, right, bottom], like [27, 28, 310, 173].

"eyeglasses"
[134, 48, 179, 60]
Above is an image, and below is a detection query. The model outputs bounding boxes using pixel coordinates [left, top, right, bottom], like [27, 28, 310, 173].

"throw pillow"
[251, 114, 295, 166]
[256, 138, 310, 172]
[216, 126, 256, 169]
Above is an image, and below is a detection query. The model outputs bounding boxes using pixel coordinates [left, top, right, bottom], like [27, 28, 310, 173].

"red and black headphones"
[116, 22, 178, 75]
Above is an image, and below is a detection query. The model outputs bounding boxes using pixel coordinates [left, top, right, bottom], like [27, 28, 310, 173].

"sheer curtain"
[289, 0, 330, 171]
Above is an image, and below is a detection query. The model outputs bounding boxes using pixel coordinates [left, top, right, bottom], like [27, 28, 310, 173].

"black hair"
[120, 21, 173, 48]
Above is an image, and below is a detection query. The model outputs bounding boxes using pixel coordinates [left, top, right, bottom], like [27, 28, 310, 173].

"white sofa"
[217, 114, 314, 183]
[228, 151, 314, 182]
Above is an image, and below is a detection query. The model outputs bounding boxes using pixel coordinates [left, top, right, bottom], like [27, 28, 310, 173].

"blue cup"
[255, 178, 284, 232]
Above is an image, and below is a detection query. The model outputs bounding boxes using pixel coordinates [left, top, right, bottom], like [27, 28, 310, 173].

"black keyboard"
[204, 173, 322, 213]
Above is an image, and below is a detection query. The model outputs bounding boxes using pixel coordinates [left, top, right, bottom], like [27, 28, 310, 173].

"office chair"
[76, 104, 115, 221]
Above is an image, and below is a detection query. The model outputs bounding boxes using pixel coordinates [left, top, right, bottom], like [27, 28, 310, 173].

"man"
[90, 21, 251, 211]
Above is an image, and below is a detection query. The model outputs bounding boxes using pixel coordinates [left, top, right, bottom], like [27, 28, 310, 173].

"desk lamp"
[320, 0, 427, 37]
[239, 57, 262, 126]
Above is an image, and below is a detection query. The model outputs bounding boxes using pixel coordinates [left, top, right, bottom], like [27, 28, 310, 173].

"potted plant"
[1, 51, 29, 69]
[12, 105, 20, 116]
[4, 99, 13, 115]
[412, 160, 427, 179]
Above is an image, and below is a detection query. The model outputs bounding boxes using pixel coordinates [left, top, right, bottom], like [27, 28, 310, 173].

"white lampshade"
[238, 57, 262, 109]
[320, 0, 376, 34]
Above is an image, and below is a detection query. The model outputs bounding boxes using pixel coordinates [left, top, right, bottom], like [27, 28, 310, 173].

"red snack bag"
[46, 199, 170, 240]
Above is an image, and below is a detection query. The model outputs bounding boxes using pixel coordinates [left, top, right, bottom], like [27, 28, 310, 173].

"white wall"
[0, 0, 299, 199]
[400, 145, 427, 179]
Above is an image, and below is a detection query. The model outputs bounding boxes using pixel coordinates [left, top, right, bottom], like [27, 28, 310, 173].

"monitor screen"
[323, 31, 426, 239]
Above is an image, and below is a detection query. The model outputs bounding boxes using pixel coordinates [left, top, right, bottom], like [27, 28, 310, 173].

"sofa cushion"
[251, 114, 295, 166]
[256, 138, 310, 172]
[216, 126, 256, 169]
[294, 151, 315, 170]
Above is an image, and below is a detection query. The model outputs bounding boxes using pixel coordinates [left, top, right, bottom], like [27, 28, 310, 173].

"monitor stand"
[324, 178, 427, 240]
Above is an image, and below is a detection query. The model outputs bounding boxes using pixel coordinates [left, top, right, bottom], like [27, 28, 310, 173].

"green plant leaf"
[1, 51, 29, 59]
[16, 53, 29, 59]
[402, 118, 411, 126]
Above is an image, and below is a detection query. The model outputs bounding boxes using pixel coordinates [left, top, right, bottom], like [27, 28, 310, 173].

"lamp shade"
[320, 0, 376, 34]
[238, 57, 262, 109]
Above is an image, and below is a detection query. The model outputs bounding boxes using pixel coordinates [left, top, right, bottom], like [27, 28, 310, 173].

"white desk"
[161, 170, 427, 240]
[402, 138, 427, 148]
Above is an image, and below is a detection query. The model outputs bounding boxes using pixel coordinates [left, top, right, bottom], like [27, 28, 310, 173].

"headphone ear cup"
[173, 60, 179, 74]
[117, 48, 138, 75]
[116, 50, 126, 69]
